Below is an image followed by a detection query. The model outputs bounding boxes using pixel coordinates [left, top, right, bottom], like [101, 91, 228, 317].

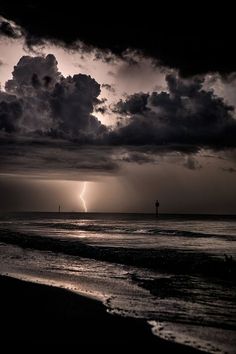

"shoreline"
[0, 274, 204, 351]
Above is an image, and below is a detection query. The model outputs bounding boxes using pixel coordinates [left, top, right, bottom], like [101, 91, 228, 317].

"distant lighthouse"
[155, 199, 160, 217]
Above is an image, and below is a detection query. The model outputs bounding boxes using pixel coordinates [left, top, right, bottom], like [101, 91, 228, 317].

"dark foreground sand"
[0, 275, 204, 352]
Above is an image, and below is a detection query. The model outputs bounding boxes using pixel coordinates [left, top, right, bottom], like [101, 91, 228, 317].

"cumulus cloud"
[0, 54, 107, 140]
[0, 54, 236, 176]
[5, 54, 60, 94]
[111, 74, 236, 152]
[114, 93, 149, 115]
[50, 74, 106, 141]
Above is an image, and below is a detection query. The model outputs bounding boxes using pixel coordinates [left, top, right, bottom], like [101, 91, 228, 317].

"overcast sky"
[0, 3, 236, 213]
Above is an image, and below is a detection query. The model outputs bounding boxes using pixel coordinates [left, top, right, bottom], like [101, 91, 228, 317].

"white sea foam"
[149, 320, 236, 354]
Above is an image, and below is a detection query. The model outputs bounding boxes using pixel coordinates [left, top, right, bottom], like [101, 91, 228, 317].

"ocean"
[0, 212, 235, 353]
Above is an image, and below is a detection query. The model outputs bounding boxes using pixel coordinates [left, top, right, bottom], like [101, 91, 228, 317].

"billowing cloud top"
[1, 54, 236, 150]
[1, 54, 106, 141]
[0, 54, 235, 176]
[111, 75, 236, 151]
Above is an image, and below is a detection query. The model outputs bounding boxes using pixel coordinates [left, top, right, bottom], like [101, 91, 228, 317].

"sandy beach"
[0, 275, 206, 351]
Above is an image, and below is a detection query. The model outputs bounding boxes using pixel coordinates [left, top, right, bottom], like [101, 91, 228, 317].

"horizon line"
[1, 211, 236, 217]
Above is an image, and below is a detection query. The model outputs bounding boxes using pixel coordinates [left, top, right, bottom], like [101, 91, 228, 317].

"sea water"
[0, 212, 235, 353]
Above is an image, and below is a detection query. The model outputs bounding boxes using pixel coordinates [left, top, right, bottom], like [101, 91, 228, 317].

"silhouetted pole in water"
[155, 200, 160, 217]
[59, 205, 61, 213]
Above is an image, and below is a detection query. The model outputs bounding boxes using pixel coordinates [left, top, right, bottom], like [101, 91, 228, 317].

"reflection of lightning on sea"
[80, 182, 87, 212]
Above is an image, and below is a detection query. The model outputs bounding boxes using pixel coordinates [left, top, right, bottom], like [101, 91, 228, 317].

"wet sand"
[0, 275, 204, 352]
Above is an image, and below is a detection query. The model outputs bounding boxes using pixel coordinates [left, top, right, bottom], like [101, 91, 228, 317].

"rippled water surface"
[0, 212, 235, 353]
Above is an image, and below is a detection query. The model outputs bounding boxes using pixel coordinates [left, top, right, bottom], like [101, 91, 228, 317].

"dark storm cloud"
[114, 93, 149, 115]
[5, 54, 60, 94]
[1, 2, 235, 76]
[0, 54, 116, 175]
[101, 84, 116, 94]
[111, 74, 236, 152]
[120, 151, 156, 164]
[1, 54, 107, 141]
[0, 98, 22, 133]
[1, 53, 236, 176]
[94, 106, 108, 114]
[0, 137, 119, 178]
[0, 16, 23, 39]
[50, 74, 106, 141]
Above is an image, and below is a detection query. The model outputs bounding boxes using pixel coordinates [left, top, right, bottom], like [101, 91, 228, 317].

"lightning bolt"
[80, 182, 88, 212]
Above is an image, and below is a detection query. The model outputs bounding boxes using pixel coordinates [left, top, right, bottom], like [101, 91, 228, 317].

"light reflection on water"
[2, 216, 236, 255]
[0, 213, 236, 353]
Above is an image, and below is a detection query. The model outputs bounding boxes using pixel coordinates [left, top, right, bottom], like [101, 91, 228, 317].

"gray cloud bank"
[112, 75, 236, 151]
[0, 54, 236, 176]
